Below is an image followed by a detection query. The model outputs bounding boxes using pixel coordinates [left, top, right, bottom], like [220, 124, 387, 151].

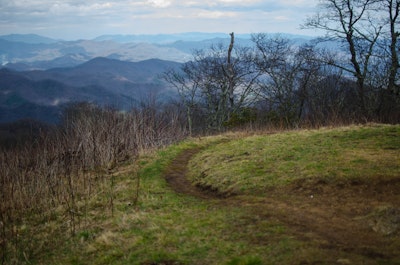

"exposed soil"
[164, 147, 400, 264]
[163, 147, 224, 199]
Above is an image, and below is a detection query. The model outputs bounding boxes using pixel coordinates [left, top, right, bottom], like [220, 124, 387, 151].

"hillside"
[6, 124, 398, 265]
[188, 125, 400, 195]
[0, 58, 181, 123]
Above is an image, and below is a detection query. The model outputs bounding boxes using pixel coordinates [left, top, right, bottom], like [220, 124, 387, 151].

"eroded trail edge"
[163, 147, 219, 199]
[163, 146, 400, 263]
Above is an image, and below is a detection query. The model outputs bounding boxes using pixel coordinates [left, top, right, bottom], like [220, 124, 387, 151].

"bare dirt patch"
[163, 147, 224, 199]
[163, 147, 400, 264]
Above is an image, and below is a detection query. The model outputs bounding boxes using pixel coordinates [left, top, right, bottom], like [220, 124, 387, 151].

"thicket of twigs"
[0, 102, 186, 264]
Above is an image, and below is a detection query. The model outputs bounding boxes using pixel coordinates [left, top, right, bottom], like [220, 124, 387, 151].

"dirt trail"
[164, 147, 223, 199]
[164, 147, 400, 264]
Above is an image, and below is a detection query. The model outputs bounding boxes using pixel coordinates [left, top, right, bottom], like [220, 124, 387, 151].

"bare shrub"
[0, 101, 186, 264]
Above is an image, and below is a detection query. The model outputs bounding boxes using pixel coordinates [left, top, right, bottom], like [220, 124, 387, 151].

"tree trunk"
[227, 32, 235, 111]
[388, 0, 400, 96]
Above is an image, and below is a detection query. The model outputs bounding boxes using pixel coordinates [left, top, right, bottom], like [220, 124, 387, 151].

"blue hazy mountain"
[93, 32, 253, 43]
[0, 32, 318, 70]
[0, 32, 324, 123]
[0, 57, 181, 123]
[0, 34, 59, 44]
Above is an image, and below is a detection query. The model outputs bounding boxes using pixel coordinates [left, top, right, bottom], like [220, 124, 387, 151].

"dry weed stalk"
[0, 102, 186, 264]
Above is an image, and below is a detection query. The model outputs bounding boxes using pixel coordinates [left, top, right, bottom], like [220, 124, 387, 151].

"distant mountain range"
[0, 32, 318, 124]
[0, 57, 181, 123]
[0, 33, 314, 70]
[0, 34, 60, 44]
[0, 38, 190, 70]
[93, 32, 254, 43]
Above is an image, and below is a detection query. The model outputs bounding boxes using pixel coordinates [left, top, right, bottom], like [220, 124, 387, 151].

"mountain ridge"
[0, 34, 60, 44]
[0, 32, 322, 124]
[0, 57, 181, 123]
[0, 32, 316, 70]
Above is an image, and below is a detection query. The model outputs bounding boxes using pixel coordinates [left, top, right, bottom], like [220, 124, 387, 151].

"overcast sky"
[0, 0, 321, 40]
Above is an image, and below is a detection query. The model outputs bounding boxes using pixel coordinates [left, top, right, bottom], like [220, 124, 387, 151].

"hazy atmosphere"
[0, 0, 319, 39]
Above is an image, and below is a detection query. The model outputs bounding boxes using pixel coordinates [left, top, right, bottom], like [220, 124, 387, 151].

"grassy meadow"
[188, 124, 400, 196]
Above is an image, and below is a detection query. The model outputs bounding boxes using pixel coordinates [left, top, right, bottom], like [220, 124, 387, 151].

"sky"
[0, 0, 320, 40]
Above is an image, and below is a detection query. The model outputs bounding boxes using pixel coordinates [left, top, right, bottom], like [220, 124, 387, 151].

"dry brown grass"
[0, 103, 186, 264]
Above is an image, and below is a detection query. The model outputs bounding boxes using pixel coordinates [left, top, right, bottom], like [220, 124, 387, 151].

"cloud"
[0, 0, 320, 39]
[196, 10, 237, 19]
[147, 0, 171, 8]
[274, 15, 291, 21]
[217, 0, 261, 4]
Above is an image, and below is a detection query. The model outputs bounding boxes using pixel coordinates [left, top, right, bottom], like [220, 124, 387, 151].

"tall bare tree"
[384, 0, 400, 96]
[252, 34, 328, 126]
[164, 33, 259, 132]
[162, 62, 201, 136]
[303, 0, 383, 118]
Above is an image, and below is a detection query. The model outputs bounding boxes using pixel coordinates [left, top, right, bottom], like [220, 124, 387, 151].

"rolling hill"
[0, 58, 181, 123]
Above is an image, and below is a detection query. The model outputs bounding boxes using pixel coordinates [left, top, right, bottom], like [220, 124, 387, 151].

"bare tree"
[252, 34, 328, 126]
[384, 0, 400, 95]
[162, 63, 200, 136]
[226, 32, 236, 111]
[163, 33, 259, 132]
[303, 0, 383, 118]
[374, 0, 400, 97]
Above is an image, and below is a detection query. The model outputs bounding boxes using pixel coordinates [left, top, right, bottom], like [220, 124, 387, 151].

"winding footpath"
[164, 146, 400, 264]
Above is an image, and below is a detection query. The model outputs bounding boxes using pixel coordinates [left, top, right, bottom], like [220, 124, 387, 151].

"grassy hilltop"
[6, 124, 400, 265]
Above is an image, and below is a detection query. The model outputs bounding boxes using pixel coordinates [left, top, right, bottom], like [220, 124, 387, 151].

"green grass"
[187, 124, 400, 195]
[19, 124, 400, 264]
[43, 136, 315, 265]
